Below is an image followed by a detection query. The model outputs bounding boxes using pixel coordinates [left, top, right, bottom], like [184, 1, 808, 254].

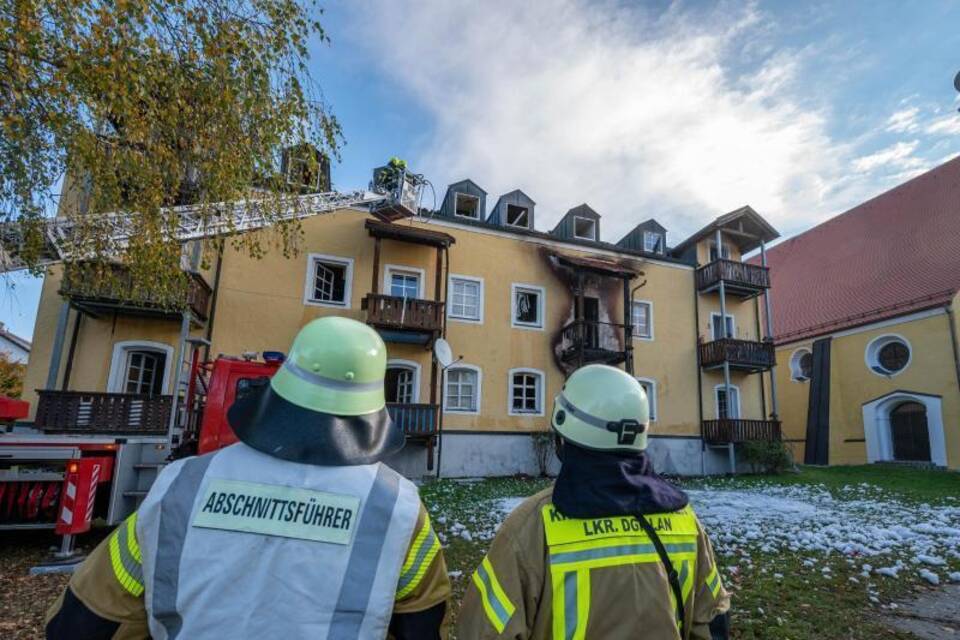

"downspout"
[694, 273, 705, 476]
[946, 303, 960, 395]
[755, 296, 767, 419]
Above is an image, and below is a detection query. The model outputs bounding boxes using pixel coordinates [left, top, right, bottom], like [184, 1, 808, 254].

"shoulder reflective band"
[396, 514, 441, 599]
[109, 512, 144, 597]
[282, 360, 382, 392]
[704, 565, 722, 599]
[471, 557, 515, 633]
[555, 394, 611, 430]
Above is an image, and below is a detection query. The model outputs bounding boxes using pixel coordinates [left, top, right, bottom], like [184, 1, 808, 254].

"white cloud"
[851, 141, 923, 173]
[885, 107, 920, 133]
[925, 117, 960, 136]
[343, 1, 951, 240]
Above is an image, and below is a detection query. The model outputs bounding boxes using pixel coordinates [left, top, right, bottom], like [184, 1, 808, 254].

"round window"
[866, 335, 911, 376]
[790, 348, 813, 381]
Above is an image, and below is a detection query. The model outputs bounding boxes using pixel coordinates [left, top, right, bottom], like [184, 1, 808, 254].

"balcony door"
[711, 313, 735, 340]
[386, 266, 423, 300]
[385, 362, 419, 404]
[583, 296, 600, 349]
[715, 385, 740, 419]
[108, 341, 174, 396]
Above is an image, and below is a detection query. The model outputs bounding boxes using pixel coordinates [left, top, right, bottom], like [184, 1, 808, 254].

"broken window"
[643, 231, 664, 254]
[512, 285, 543, 328]
[506, 204, 529, 228]
[709, 242, 731, 261]
[573, 216, 597, 240]
[510, 370, 542, 415]
[309, 255, 352, 306]
[454, 193, 480, 219]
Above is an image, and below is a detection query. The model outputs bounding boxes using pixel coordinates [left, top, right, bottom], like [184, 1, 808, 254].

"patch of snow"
[948, 572, 960, 583]
[918, 569, 940, 585]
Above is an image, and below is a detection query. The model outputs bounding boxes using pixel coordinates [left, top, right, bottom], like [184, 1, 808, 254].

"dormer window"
[643, 231, 664, 254]
[573, 216, 597, 241]
[454, 193, 480, 219]
[709, 242, 731, 261]
[506, 204, 530, 228]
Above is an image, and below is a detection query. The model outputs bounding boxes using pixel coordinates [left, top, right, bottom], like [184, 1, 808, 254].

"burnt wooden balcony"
[698, 338, 775, 372]
[696, 259, 770, 299]
[387, 403, 439, 442]
[34, 390, 173, 435]
[60, 262, 212, 322]
[558, 320, 627, 368]
[704, 419, 781, 444]
[362, 294, 444, 344]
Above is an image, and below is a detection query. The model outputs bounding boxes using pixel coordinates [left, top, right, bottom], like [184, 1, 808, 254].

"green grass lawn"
[421, 466, 960, 639]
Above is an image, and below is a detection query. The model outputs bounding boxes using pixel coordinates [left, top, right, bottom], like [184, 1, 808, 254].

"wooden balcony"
[60, 262, 212, 322]
[558, 320, 627, 368]
[362, 294, 444, 343]
[696, 259, 770, 299]
[34, 390, 173, 435]
[703, 419, 781, 444]
[698, 338, 775, 372]
[387, 403, 438, 442]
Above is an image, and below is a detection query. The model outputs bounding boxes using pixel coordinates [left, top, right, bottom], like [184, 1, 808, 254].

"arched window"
[444, 364, 482, 414]
[866, 335, 911, 376]
[108, 341, 174, 395]
[790, 348, 813, 381]
[385, 360, 421, 404]
[508, 368, 545, 416]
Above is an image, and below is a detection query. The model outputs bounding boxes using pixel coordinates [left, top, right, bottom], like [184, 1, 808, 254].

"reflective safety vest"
[131, 442, 421, 640]
[539, 503, 700, 640]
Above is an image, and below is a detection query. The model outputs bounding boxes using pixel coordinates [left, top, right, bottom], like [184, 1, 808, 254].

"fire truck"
[0, 163, 425, 556]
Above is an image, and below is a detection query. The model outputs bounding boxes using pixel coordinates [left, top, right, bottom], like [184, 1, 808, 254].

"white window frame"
[107, 340, 175, 394]
[444, 364, 482, 415]
[448, 274, 484, 324]
[573, 216, 597, 241]
[865, 334, 912, 377]
[710, 312, 736, 340]
[714, 384, 741, 419]
[303, 253, 354, 308]
[454, 192, 481, 220]
[508, 368, 545, 417]
[383, 264, 425, 299]
[385, 359, 421, 404]
[790, 348, 813, 382]
[643, 231, 664, 254]
[636, 377, 657, 421]
[631, 300, 654, 341]
[505, 204, 531, 229]
[511, 283, 545, 330]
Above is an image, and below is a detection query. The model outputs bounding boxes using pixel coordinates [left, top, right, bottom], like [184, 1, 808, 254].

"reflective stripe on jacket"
[458, 487, 730, 640]
[136, 442, 421, 640]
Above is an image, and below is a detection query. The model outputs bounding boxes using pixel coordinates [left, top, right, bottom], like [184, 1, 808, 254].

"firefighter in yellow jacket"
[458, 364, 730, 640]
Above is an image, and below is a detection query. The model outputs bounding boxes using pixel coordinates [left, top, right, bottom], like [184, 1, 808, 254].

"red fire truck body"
[0, 355, 281, 539]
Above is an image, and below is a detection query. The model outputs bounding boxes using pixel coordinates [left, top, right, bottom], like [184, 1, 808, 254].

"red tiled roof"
[757, 156, 960, 343]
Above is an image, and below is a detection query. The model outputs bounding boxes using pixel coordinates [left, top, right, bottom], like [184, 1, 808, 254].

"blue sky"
[3, 0, 959, 341]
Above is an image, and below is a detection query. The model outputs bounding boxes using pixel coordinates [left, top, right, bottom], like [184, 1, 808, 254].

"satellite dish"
[433, 338, 454, 368]
[955, 70, 960, 93]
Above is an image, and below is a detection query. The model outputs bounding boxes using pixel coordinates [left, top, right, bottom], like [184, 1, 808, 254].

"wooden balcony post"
[371, 237, 382, 295]
[622, 276, 634, 375]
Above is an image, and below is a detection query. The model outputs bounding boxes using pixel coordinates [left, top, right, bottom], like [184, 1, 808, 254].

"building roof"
[365, 219, 455, 248]
[759, 156, 960, 343]
[0, 323, 31, 353]
[672, 205, 779, 255]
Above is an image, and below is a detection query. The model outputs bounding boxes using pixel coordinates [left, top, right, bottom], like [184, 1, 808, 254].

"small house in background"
[440, 180, 487, 221]
[617, 220, 668, 255]
[487, 190, 536, 230]
[551, 204, 601, 242]
[0, 323, 31, 364]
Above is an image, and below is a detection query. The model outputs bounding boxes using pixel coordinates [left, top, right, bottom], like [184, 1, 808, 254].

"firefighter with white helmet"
[46, 317, 451, 639]
[457, 364, 730, 639]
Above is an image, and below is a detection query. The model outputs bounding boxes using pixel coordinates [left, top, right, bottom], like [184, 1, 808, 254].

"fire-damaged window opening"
[631, 300, 653, 340]
[643, 231, 665, 254]
[454, 193, 481, 219]
[306, 253, 353, 308]
[709, 241, 731, 261]
[509, 369, 543, 415]
[573, 216, 597, 240]
[512, 284, 544, 329]
[506, 204, 530, 228]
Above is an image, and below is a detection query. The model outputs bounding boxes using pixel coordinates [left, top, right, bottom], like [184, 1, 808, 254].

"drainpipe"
[45, 301, 71, 390]
[946, 304, 960, 395]
[760, 240, 779, 419]
[694, 272, 705, 475]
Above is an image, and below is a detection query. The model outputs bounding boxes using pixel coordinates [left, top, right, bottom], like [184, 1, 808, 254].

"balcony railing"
[696, 259, 770, 297]
[558, 320, 627, 367]
[362, 294, 444, 334]
[387, 403, 438, 440]
[61, 262, 212, 320]
[703, 419, 781, 444]
[698, 338, 775, 371]
[34, 390, 173, 435]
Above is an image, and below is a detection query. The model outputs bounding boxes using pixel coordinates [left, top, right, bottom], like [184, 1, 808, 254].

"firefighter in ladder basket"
[457, 364, 731, 640]
[46, 317, 451, 639]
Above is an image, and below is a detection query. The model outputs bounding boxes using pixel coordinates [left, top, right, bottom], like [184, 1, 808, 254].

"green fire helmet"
[227, 316, 404, 466]
[551, 364, 650, 453]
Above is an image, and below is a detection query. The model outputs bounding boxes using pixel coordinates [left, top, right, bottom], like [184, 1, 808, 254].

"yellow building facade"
[22, 179, 782, 477]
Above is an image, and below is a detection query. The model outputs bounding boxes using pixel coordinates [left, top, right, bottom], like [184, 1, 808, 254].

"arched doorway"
[890, 401, 930, 462]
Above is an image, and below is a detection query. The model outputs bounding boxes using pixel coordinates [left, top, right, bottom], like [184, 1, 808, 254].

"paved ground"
[884, 584, 960, 639]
